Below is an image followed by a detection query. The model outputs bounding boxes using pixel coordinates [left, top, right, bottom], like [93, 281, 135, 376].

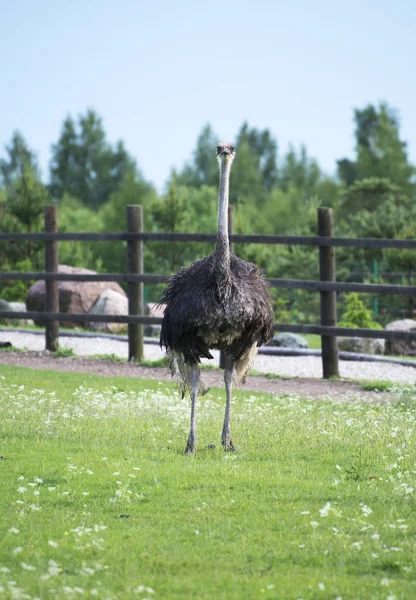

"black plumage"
[160, 251, 274, 371]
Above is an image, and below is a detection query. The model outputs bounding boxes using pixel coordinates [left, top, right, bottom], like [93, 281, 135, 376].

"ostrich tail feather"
[234, 344, 258, 385]
[169, 350, 209, 397]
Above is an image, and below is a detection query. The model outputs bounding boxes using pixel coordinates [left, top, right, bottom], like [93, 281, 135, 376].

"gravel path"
[1, 329, 416, 384]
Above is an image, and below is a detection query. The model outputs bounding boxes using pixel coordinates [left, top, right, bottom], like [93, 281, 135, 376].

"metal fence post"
[219, 204, 234, 369]
[318, 207, 339, 378]
[126, 205, 144, 361]
[44, 205, 59, 351]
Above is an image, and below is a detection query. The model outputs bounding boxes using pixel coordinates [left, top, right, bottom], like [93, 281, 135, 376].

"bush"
[338, 292, 382, 329]
[0, 259, 33, 302]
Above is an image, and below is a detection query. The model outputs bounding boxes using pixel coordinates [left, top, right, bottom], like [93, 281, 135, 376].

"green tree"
[386, 223, 416, 319]
[338, 293, 381, 329]
[49, 110, 137, 208]
[236, 123, 278, 190]
[0, 167, 50, 299]
[278, 145, 321, 196]
[337, 103, 415, 195]
[94, 171, 156, 275]
[0, 131, 38, 186]
[58, 193, 103, 271]
[177, 124, 219, 188]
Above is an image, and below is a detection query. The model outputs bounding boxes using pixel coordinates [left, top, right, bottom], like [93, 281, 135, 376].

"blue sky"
[0, 0, 415, 191]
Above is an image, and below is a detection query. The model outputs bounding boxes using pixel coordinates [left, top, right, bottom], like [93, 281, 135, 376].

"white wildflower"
[319, 502, 331, 517]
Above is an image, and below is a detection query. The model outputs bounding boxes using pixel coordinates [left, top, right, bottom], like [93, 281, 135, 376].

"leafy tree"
[49, 110, 137, 208]
[0, 167, 50, 299]
[386, 223, 416, 319]
[229, 140, 266, 206]
[0, 131, 38, 186]
[236, 123, 278, 190]
[58, 193, 103, 271]
[94, 171, 157, 275]
[278, 145, 320, 195]
[178, 122, 278, 205]
[177, 124, 219, 187]
[338, 293, 381, 329]
[338, 103, 415, 196]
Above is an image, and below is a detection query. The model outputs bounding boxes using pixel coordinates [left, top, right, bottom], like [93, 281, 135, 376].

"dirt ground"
[0, 350, 394, 403]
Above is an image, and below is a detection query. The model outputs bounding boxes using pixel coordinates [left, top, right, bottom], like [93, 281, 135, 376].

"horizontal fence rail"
[1, 272, 416, 296]
[3, 231, 416, 249]
[2, 311, 416, 342]
[1, 204, 416, 379]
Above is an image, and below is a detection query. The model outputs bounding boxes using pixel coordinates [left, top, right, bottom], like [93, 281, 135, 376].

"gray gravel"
[2, 329, 416, 384]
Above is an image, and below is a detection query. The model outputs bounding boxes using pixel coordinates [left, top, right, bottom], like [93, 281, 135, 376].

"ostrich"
[160, 142, 274, 453]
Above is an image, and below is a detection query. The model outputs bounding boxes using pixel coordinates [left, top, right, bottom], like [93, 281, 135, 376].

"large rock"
[144, 303, 165, 337]
[385, 319, 416, 356]
[8, 302, 34, 326]
[338, 336, 385, 355]
[86, 289, 128, 334]
[0, 299, 9, 324]
[0, 299, 33, 326]
[26, 265, 126, 327]
[268, 332, 308, 349]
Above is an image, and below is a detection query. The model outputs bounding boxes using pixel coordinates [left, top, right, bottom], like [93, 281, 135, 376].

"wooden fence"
[1, 204, 416, 379]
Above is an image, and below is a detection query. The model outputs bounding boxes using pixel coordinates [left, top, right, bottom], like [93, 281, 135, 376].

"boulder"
[0, 299, 10, 324]
[338, 336, 385, 355]
[26, 265, 126, 327]
[0, 299, 33, 326]
[86, 289, 128, 334]
[268, 332, 308, 349]
[8, 301, 34, 326]
[385, 319, 416, 356]
[144, 303, 165, 337]
[0, 298, 9, 311]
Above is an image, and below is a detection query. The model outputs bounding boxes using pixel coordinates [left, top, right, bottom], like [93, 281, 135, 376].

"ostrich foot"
[221, 433, 237, 452]
[184, 436, 197, 454]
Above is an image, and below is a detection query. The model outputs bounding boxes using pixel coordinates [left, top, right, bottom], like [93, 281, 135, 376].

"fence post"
[219, 204, 234, 369]
[44, 205, 59, 352]
[126, 205, 144, 361]
[318, 207, 339, 379]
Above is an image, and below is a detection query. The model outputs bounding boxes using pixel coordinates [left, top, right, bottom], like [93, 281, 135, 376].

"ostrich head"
[216, 142, 235, 164]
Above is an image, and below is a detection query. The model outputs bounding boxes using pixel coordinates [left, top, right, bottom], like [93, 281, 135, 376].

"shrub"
[338, 292, 382, 329]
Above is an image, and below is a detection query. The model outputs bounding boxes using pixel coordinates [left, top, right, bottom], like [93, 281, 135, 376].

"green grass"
[359, 379, 399, 392]
[0, 366, 415, 599]
[53, 347, 77, 358]
[303, 334, 321, 350]
[0, 345, 22, 353]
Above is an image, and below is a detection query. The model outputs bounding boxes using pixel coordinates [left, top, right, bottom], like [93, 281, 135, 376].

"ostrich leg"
[222, 358, 236, 451]
[185, 364, 200, 454]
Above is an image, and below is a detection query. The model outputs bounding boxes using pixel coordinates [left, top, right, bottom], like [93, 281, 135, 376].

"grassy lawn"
[0, 366, 415, 599]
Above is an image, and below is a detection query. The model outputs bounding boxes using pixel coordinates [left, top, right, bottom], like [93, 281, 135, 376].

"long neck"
[215, 158, 231, 278]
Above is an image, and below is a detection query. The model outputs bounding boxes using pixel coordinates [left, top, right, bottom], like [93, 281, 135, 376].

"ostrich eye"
[230, 146, 235, 152]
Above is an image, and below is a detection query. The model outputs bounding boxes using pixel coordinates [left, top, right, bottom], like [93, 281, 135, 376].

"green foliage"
[6, 166, 50, 234]
[0, 131, 38, 187]
[49, 109, 137, 209]
[0, 167, 49, 297]
[1, 259, 34, 301]
[53, 347, 76, 358]
[97, 172, 156, 273]
[338, 102, 415, 196]
[338, 293, 382, 329]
